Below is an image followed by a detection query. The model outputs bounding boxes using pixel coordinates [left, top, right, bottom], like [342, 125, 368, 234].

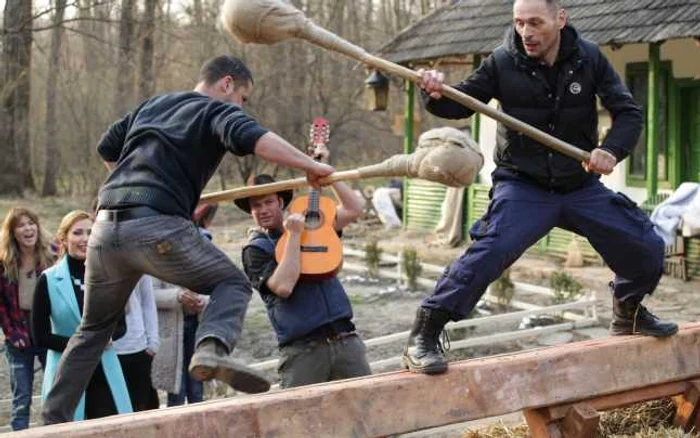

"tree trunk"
[115, 0, 136, 115]
[0, 0, 33, 195]
[138, 0, 157, 100]
[41, 0, 68, 196]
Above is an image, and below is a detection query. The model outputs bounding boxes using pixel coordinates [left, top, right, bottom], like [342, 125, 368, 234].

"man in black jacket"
[403, 0, 677, 375]
[42, 55, 335, 423]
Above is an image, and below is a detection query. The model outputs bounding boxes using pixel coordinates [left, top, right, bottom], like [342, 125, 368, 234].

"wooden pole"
[402, 80, 415, 228]
[646, 42, 660, 198]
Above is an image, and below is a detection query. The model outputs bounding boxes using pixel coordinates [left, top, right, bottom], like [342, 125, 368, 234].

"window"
[626, 62, 670, 182]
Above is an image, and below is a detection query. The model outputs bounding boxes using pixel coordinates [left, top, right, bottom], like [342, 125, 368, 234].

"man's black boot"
[402, 307, 451, 374]
[610, 298, 678, 337]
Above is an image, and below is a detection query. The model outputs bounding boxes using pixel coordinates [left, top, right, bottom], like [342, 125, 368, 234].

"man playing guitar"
[238, 118, 371, 387]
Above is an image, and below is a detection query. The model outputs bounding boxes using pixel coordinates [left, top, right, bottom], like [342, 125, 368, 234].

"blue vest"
[245, 232, 353, 346]
[41, 257, 133, 420]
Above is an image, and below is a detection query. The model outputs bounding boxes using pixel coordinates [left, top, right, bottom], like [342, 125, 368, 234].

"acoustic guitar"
[275, 118, 343, 277]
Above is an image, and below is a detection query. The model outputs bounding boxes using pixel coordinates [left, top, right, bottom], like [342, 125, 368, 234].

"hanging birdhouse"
[364, 70, 389, 111]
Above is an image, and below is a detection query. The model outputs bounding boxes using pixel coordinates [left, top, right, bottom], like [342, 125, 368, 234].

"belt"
[96, 206, 161, 222]
[289, 319, 356, 346]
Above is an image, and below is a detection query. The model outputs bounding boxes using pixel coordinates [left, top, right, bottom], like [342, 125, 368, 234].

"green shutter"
[405, 179, 448, 230]
[686, 239, 700, 279]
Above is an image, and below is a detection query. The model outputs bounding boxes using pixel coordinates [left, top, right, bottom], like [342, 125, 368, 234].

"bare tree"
[115, 0, 137, 115]
[1, 0, 34, 195]
[138, 0, 157, 100]
[41, 0, 68, 196]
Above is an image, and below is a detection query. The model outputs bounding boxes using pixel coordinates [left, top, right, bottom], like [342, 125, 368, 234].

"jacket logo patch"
[569, 82, 582, 95]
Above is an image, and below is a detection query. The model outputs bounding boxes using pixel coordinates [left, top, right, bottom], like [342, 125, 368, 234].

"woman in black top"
[32, 210, 130, 420]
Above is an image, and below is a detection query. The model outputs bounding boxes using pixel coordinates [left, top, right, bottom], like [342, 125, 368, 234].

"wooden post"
[560, 403, 600, 438]
[472, 54, 482, 144]
[646, 42, 660, 198]
[674, 380, 700, 432]
[523, 408, 564, 438]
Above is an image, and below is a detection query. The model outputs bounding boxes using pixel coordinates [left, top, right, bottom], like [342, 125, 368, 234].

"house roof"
[379, 0, 700, 64]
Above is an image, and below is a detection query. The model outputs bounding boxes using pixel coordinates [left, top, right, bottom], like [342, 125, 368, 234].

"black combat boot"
[402, 307, 452, 374]
[610, 298, 678, 337]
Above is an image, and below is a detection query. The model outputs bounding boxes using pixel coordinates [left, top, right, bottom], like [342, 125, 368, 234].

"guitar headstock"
[309, 117, 330, 163]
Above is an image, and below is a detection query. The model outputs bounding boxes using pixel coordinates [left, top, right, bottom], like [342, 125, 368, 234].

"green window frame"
[625, 61, 672, 187]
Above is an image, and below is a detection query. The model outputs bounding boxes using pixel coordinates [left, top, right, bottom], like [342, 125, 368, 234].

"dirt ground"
[1, 205, 698, 434]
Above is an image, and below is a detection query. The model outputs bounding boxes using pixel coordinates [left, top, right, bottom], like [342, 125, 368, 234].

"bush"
[491, 269, 515, 310]
[402, 247, 423, 290]
[550, 270, 583, 304]
[364, 240, 382, 278]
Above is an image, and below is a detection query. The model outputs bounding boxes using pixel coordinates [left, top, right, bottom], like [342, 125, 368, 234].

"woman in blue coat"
[32, 210, 132, 420]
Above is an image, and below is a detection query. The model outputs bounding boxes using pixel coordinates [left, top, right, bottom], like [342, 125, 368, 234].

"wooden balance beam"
[10, 322, 700, 438]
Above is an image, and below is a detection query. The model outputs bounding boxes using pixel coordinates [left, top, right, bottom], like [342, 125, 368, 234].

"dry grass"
[462, 400, 699, 438]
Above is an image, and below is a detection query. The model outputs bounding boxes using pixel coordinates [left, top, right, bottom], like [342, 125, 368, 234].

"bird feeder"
[364, 70, 389, 111]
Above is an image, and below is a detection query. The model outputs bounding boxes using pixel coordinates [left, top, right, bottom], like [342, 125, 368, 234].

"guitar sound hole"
[305, 211, 322, 230]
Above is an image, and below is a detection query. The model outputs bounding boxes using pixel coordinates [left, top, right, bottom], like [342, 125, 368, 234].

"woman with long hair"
[32, 210, 132, 420]
[0, 207, 53, 430]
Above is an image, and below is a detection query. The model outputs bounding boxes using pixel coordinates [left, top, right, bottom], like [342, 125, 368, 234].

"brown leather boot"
[189, 338, 271, 393]
[402, 307, 451, 374]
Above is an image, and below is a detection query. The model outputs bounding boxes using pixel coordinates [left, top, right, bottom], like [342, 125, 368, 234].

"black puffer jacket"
[424, 25, 643, 192]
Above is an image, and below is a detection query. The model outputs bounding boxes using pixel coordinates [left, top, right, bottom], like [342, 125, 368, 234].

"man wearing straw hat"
[42, 55, 334, 424]
[238, 173, 372, 387]
[403, 0, 677, 375]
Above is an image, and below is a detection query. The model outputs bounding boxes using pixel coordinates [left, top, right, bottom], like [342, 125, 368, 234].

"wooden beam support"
[545, 380, 693, 421]
[524, 408, 564, 438]
[10, 323, 700, 438]
[674, 380, 700, 432]
[560, 403, 600, 438]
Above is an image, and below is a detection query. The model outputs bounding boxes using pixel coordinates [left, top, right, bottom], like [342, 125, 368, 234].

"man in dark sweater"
[42, 55, 334, 424]
[403, 0, 677, 375]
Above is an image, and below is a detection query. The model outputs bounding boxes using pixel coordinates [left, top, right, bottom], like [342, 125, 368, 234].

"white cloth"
[372, 187, 402, 229]
[650, 182, 700, 245]
[434, 186, 464, 247]
[681, 191, 700, 238]
[113, 276, 160, 355]
[150, 283, 184, 394]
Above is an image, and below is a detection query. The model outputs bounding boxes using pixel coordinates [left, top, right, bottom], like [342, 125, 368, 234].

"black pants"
[117, 350, 159, 411]
[85, 364, 118, 419]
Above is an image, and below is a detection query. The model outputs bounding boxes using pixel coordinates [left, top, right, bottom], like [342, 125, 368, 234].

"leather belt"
[96, 206, 161, 222]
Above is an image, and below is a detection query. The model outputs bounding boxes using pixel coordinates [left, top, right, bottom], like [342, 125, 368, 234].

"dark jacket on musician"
[241, 229, 354, 347]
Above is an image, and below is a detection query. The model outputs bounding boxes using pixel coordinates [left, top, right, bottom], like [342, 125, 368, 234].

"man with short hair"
[239, 174, 372, 388]
[42, 55, 335, 423]
[404, 0, 677, 375]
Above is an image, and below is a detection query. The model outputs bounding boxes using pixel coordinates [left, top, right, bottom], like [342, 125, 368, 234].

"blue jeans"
[424, 175, 665, 319]
[5, 344, 46, 430]
[167, 315, 203, 406]
[42, 214, 252, 423]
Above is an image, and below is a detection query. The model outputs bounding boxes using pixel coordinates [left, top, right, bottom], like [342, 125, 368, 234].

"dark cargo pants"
[423, 176, 665, 319]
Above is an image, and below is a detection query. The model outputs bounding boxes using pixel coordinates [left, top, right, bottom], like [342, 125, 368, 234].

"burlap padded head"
[411, 127, 484, 187]
[221, 0, 311, 44]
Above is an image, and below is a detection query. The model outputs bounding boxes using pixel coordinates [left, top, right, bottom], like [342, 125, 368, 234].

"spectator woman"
[0, 207, 53, 430]
[113, 275, 160, 411]
[32, 210, 132, 420]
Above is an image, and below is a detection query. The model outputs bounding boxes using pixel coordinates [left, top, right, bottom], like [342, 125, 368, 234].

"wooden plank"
[249, 300, 596, 372]
[10, 323, 700, 438]
[546, 380, 692, 421]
